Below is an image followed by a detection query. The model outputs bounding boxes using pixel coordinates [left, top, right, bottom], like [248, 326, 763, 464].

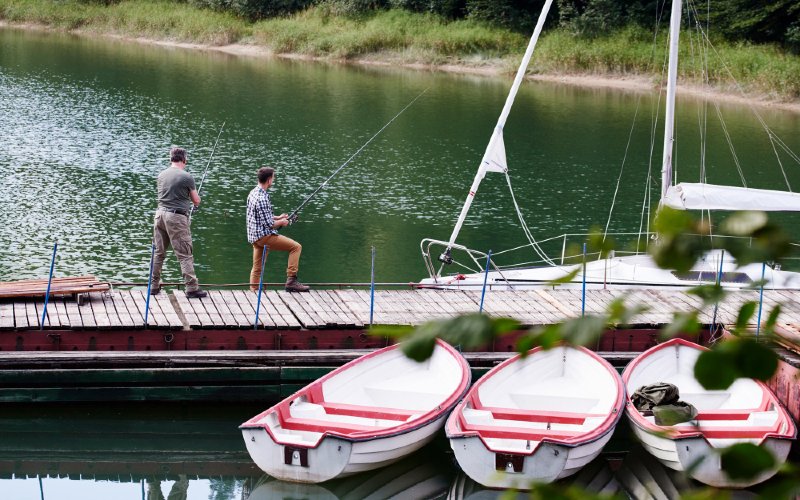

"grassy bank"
[1, 0, 799, 100]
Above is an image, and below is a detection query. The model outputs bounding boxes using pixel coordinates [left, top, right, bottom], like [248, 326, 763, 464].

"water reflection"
[0, 401, 778, 499]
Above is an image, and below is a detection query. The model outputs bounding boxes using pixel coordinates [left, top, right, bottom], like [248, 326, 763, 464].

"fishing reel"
[438, 249, 453, 265]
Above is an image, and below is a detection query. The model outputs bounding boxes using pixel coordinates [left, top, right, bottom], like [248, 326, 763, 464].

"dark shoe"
[285, 276, 310, 293]
[149, 287, 161, 296]
[186, 289, 208, 299]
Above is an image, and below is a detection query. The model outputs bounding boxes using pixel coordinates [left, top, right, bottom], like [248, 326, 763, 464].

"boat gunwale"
[622, 338, 797, 442]
[239, 338, 471, 446]
[445, 344, 625, 453]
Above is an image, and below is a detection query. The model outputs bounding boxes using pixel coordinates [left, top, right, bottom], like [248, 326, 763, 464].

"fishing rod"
[196, 121, 226, 197]
[287, 87, 430, 223]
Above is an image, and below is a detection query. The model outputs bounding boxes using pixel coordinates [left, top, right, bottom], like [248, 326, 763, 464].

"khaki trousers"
[250, 234, 302, 290]
[152, 211, 199, 292]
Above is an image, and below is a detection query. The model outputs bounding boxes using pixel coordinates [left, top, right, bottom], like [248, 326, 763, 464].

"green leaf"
[368, 324, 414, 339]
[720, 211, 768, 236]
[688, 284, 726, 306]
[587, 228, 617, 260]
[764, 305, 782, 334]
[734, 338, 778, 381]
[660, 311, 700, 340]
[758, 477, 800, 500]
[400, 330, 437, 362]
[548, 267, 580, 285]
[559, 315, 607, 347]
[515, 334, 536, 356]
[734, 302, 757, 332]
[694, 349, 737, 390]
[720, 443, 776, 481]
[528, 324, 563, 350]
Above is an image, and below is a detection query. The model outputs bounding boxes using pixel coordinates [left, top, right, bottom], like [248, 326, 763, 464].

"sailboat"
[419, 0, 800, 291]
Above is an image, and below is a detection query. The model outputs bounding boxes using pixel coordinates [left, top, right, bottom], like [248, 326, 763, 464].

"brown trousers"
[152, 211, 199, 292]
[250, 234, 302, 290]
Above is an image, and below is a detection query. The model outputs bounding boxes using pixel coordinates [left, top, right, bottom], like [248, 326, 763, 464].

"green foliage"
[465, 0, 549, 32]
[719, 443, 776, 481]
[388, 0, 464, 18]
[649, 207, 710, 273]
[699, 0, 800, 46]
[371, 313, 520, 360]
[203, 0, 314, 20]
[694, 337, 778, 390]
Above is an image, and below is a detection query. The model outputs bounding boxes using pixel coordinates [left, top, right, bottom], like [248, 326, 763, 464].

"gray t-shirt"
[157, 166, 196, 212]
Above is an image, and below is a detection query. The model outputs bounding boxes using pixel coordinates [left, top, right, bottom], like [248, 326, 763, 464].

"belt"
[160, 208, 189, 216]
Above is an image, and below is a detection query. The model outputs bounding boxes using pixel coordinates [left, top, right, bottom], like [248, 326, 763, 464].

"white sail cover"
[663, 182, 800, 211]
[484, 129, 508, 173]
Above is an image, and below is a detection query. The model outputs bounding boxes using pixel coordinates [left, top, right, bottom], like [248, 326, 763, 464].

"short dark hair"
[170, 147, 187, 163]
[258, 166, 275, 184]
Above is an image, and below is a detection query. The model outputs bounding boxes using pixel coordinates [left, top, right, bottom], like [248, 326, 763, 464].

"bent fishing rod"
[287, 87, 430, 223]
[196, 120, 226, 196]
[190, 121, 226, 219]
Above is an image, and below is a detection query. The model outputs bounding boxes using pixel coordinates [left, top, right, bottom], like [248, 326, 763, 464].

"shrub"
[388, 0, 465, 18]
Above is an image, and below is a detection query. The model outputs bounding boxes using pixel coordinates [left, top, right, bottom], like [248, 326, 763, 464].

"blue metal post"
[254, 245, 268, 329]
[581, 243, 587, 317]
[756, 262, 766, 337]
[40, 240, 58, 330]
[369, 246, 376, 326]
[144, 243, 155, 328]
[710, 250, 725, 333]
[479, 250, 492, 313]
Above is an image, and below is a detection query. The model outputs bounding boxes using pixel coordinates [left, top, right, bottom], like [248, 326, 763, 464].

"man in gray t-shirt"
[151, 147, 207, 298]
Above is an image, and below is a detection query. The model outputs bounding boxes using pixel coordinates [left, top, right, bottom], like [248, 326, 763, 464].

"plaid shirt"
[246, 186, 278, 243]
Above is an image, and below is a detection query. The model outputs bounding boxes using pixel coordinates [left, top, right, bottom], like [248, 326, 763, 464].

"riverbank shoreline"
[2, 20, 799, 114]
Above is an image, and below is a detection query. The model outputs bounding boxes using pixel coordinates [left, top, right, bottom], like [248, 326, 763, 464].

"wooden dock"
[3, 288, 800, 331]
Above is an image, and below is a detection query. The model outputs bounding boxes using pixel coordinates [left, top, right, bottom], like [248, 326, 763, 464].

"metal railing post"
[144, 243, 155, 328]
[581, 242, 587, 317]
[479, 250, 492, 313]
[756, 262, 766, 337]
[254, 245, 268, 330]
[370, 246, 376, 326]
[41, 240, 58, 330]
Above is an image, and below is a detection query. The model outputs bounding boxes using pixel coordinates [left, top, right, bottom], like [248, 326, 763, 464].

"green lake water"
[2, 28, 800, 287]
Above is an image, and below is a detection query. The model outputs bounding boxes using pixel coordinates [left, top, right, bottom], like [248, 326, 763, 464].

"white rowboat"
[240, 339, 470, 483]
[623, 338, 797, 488]
[446, 345, 624, 490]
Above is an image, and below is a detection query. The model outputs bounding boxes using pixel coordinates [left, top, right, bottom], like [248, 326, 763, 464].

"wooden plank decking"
[0, 289, 799, 338]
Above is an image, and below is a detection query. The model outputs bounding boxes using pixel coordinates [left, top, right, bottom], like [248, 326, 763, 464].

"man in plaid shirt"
[246, 166, 310, 292]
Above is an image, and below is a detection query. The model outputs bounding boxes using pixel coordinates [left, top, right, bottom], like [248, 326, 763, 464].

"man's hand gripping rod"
[286, 88, 430, 225]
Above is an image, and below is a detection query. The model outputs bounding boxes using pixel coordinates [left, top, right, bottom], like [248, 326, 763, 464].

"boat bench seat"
[469, 394, 603, 425]
[458, 412, 582, 441]
[318, 402, 419, 421]
[694, 408, 769, 421]
[281, 416, 383, 435]
[477, 405, 604, 425]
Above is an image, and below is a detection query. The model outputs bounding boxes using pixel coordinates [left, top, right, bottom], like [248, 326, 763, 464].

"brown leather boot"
[285, 276, 310, 292]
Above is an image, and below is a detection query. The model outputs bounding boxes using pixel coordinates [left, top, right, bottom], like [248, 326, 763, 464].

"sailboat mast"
[660, 0, 682, 202]
[439, 0, 555, 263]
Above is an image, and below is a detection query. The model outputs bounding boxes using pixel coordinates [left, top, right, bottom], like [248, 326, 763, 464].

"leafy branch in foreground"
[377, 210, 798, 493]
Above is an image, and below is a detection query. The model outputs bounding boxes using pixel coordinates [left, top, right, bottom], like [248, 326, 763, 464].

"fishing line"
[287, 87, 430, 222]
